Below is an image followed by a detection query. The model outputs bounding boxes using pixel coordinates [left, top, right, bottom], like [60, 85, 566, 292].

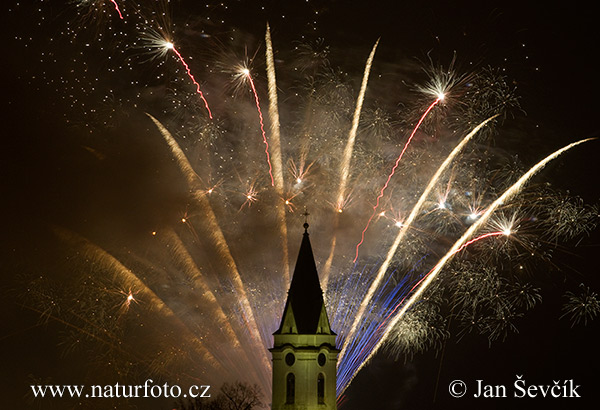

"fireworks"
[354, 95, 443, 263]
[241, 67, 275, 187]
[12, 1, 599, 408]
[110, 0, 124, 20]
[167, 43, 213, 119]
[142, 29, 213, 119]
[561, 284, 600, 327]
[339, 115, 498, 368]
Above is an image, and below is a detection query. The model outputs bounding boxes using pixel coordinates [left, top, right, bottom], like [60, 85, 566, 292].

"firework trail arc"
[340, 138, 595, 394]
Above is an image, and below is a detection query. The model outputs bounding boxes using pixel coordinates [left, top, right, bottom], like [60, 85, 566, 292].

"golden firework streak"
[162, 228, 265, 383]
[322, 40, 379, 286]
[342, 137, 594, 392]
[53, 227, 224, 373]
[266, 24, 290, 285]
[338, 115, 498, 363]
[148, 114, 272, 387]
[163, 229, 241, 345]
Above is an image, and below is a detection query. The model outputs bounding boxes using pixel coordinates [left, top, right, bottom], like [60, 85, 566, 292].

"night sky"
[2, 1, 599, 409]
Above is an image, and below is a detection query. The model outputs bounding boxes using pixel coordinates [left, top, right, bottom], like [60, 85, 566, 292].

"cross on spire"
[303, 208, 310, 232]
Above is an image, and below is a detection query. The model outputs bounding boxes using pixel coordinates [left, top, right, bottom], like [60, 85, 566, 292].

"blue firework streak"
[331, 255, 428, 397]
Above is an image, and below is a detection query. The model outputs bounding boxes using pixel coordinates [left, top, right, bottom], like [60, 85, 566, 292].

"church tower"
[270, 223, 338, 410]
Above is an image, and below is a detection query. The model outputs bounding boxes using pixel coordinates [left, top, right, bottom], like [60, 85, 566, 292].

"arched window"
[317, 373, 325, 404]
[286, 373, 295, 404]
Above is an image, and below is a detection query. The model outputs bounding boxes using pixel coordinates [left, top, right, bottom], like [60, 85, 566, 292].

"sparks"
[26, 15, 599, 402]
[110, 0, 124, 20]
[240, 184, 260, 209]
[339, 116, 499, 367]
[289, 158, 314, 188]
[354, 96, 443, 263]
[342, 138, 594, 394]
[243, 69, 275, 187]
[335, 40, 379, 212]
[168, 43, 213, 119]
[265, 23, 291, 285]
[467, 211, 480, 221]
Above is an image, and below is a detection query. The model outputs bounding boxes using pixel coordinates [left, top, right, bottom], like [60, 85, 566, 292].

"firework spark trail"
[297, 99, 317, 168]
[265, 24, 284, 191]
[335, 39, 379, 211]
[26, 303, 222, 387]
[321, 235, 341, 292]
[162, 229, 242, 348]
[331, 254, 427, 346]
[342, 138, 594, 393]
[380, 232, 505, 334]
[336, 258, 426, 396]
[148, 114, 199, 186]
[162, 229, 266, 385]
[244, 69, 275, 187]
[322, 40, 379, 287]
[22, 304, 136, 360]
[110, 0, 124, 19]
[52, 227, 225, 374]
[353, 96, 443, 263]
[148, 114, 272, 389]
[266, 24, 290, 284]
[164, 228, 266, 379]
[338, 233, 504, 398]
[328, 264, 369, 330]
[165, 43, 213, 119]
[338, 116, 497, 364]
[337, 231, 504, 398]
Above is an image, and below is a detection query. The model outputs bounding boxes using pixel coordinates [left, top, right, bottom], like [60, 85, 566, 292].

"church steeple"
[275, 223, 334, 336]
[270, 224, 338, 410]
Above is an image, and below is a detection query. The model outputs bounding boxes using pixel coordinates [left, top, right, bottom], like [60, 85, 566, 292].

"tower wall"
[271, 334, 337, 410]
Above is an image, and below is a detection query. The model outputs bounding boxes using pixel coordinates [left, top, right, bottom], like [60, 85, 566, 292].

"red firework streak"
[110, 0, 124, 19]
[245, 70, 275, 186]
[169, 45, 213, 119]
[354, 97, 442, 262]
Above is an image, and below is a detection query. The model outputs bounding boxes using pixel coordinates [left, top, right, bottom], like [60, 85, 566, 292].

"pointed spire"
[274, 223, 334, 335]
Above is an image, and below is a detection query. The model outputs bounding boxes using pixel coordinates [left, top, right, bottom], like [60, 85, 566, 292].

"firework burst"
[561, 284, 600, 327]
[13, 2, 600, 408]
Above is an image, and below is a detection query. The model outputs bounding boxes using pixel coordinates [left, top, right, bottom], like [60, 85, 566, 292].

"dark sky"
[2, 1, 599, 409]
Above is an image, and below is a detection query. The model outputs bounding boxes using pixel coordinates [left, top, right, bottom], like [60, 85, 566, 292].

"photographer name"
[473, 375, 580, 398]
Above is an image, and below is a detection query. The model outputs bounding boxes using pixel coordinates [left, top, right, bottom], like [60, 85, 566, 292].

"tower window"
[285, 352, 295, 366]
[318, 352, 326, 367]
[317, 373, 325, 404]
[286, 373, 295, 404]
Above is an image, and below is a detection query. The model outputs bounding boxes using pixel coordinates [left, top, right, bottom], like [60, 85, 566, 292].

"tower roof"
[274, 224, 334, 335]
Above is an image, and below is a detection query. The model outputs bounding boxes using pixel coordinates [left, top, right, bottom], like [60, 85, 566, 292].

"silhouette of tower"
[270, 222, 338, 409]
